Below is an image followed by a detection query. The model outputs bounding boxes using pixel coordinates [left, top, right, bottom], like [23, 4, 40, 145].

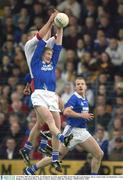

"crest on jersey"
[81, 102, 84, 106]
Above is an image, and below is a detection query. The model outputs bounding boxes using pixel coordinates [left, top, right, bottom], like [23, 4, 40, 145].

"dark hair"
[42, 47, 53, 55]
[101, 52, 111, 62]
[27, 27, 38, 35]
[76, 76, 86, 81]
[74, 76, 86, 86]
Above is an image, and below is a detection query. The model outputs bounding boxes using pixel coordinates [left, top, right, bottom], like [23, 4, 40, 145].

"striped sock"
[52, 151, 59, 162]
[56, 133, 64, 143]
[30, 164, 38, 173]
[24, 141, 33, 153]
[40, 139, 48, 149]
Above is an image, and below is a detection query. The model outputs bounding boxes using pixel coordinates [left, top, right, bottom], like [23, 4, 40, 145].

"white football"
[54, 13, 69, 28]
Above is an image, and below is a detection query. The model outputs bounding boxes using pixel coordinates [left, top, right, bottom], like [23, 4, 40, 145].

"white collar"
[42, 61, 46, 64]
[74, 92, 85, 100]
[42, 61, 52, 65]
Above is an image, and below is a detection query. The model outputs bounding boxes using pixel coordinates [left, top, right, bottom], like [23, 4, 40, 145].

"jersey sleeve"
[24, 36, 39, 74]
[46, 36, 55, 49]
[64, 95, 77, 109]
[24, 36, 39, 57]
[51, 44, 62, 66]
[31, 39, 46, 66]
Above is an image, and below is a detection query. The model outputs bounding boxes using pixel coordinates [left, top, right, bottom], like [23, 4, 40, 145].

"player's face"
[75, 79, 87, 96]
[43, 50, 53, 64]
[28, 30, 38, 40]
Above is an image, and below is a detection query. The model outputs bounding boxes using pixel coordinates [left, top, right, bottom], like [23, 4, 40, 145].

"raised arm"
[43, 29, 51, 41]
[55, 27, 63, 45]
[50, 27, 63, 66]
[25, 11, 58, 53]
[38, 11, 58, 40]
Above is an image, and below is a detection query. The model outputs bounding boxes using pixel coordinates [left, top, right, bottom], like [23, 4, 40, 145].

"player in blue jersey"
[20, 26, 57, 165]
[22, 11, 73, 172]
[24, 77, 103, 175]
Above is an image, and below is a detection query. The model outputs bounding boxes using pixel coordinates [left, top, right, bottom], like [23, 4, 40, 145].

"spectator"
[33, 16, 43, 30]
[1, 6, 12, 24]
[10, 91, 21, 102]
[96, 105, 111, 130]
[96, 94, 106, 106]
[63, 25, 79, 49]
[98, 52, 114, 74]
[106, 38, 123, 73]
[93, 34, 108, 55]
[118, 28, 123, 45]
[19, 33, 28, 50]
[81, 1, 97, 21]
[0, 97, 9, 114]
[76, 38, 85, 61]
[86, 85, 95, 108]
[109, 116, 123, 133]
[108, 129, 123, 161]
[7, 76, 18, 91]
[64, 15, 82, 36]
[57, 0, 81, 19]
[2, 85, 10, 100]
[61, 82, 73, 104]
[55, 67, 65, 96]
[0, 137, 20, 159]
[8, 113, 20, 125]
[62, 61, 76, 82]
[115, 3, 123, 31]
[98, 15, 116, 38]
[7, 122, 24, 147]
[82, 17, 97, 40]
[83, 33, 93, 53]
[0, 113, 9, 144]
[77, 52, 98, 77]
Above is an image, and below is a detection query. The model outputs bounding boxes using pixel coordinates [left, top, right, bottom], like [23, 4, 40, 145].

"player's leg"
[34, 106, 73, 171]
[38, 124, 52, 157]
[50, 111, 61, 171]
[35, 106, 73, 146]
[81, 136, 104, 175]
[20, 111, 44, 165]
[24, 143, 69, 175]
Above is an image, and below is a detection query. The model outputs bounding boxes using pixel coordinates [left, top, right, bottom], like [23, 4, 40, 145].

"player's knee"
[96, 149, 104, 160]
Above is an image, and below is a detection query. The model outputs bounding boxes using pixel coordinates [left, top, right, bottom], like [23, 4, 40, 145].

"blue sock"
[52, 151, 59, 162]
[56, 133, 64, 143]
[91, 173, 98, 175]
[24, 141, 33, 153]
[30, 164, 38, 173]
[40, 139, 48, 149]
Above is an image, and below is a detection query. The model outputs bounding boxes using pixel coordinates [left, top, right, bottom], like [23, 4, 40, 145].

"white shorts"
[63, 125, 92, 149]
[31, 89, 60, 112]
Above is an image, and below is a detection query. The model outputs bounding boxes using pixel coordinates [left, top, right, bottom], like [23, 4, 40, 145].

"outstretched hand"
[49, 9, 59, 23]
[23, 83, 31, 96]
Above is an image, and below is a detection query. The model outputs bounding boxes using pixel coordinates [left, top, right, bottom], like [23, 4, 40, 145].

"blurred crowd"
[0, 0, 123, 163]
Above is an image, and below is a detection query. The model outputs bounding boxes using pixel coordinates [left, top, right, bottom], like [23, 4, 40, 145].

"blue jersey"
[31, 39, 62, 92]
[64, 92, 89, 128]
